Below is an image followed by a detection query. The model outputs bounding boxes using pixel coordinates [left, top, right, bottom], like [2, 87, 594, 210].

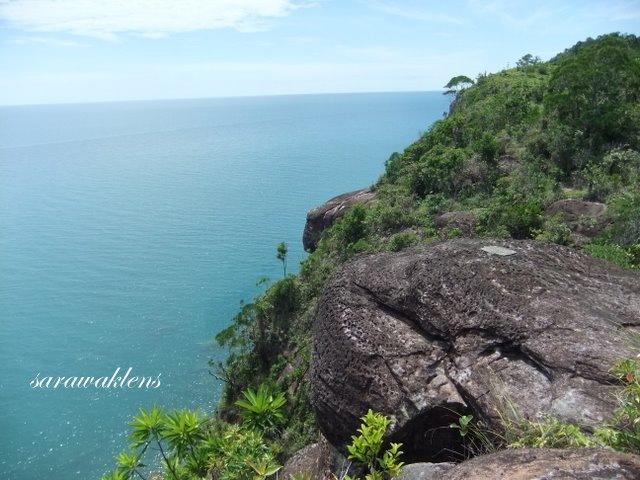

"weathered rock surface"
[280, 435, 353, 480]
[280, 443, 324, 479]
[398, 448, 640, 480]
[545, 199, 610, 238]
[396, 462, 455, 479]
[312, 239, 640, 459]
[303, 188, 376, 251]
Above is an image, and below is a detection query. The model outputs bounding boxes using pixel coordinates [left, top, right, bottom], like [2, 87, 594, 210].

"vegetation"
[345, 410, 404, 480]
[277, 241, 288, 277]
[234, 384, 287, 436]
[211, 33, 639, 460]
[107, 33, 640, 478]
[103, 386, 286, 480]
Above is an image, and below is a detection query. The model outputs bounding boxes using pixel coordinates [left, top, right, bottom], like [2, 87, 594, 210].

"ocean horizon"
[0, 91, 449, 479]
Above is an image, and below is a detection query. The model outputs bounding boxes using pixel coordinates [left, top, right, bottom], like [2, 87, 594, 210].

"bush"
[533, 215, 572, 245]
[584, 244, 636, 270]
[235, 384, 286, 437]
[584, 148, 640, 202]
[103, 388, 285, 480]
[386, 232, 417, 252]
[597, 357, 640, 454]
[345, 410, 404, 480]
[408, 146, 466, 197]
[605, 188, 640, 246]
[479, 167, 558, 238]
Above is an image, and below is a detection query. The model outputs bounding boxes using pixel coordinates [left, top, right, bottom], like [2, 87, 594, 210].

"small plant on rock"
[345, 409, 404, 480]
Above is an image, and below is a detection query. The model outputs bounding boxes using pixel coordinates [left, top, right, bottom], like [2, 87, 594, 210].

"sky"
[0, 0, 639, 105]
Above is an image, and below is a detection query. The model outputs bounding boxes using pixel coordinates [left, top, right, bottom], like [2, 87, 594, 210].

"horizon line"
[0, 89, 446, 108]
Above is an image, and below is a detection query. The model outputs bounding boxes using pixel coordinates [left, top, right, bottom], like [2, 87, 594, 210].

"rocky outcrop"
[312, 239, 640, 460]
[544, 199, 610, 238]
[397, 448, 640, 479]
[303, 188, 376, 251]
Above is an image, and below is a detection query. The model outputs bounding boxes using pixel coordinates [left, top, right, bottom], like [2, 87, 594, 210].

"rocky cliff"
[303, 188, 376, 251]
[311, 239, 640, 460]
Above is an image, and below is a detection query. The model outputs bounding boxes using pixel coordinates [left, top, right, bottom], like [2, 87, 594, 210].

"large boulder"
[303, 188, 376, 251]
[544, 198, 610, 238]
[312, 239, 640, 460]
[397, 448, 640, 480]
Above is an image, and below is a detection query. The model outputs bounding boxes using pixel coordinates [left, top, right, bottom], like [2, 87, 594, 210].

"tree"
[545, 33, 640, 174]
[276, 241, 288, 277]
[516, 53, 541, 69]
[443, 75, 474, 96]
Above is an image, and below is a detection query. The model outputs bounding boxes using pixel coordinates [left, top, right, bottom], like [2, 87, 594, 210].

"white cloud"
[0, 0, 304, 40]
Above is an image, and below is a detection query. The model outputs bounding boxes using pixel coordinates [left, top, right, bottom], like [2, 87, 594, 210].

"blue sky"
[0, 0, 638, 105]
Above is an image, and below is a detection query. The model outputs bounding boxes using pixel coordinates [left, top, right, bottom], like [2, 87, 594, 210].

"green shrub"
[104, 406, 211, 480]
[345, 410, 404, 480]
[235, 384, 286, 437]
[533, 215, 572, 245]
[605, 188, 640, 246]
[595, 357, 640, 454]
[584, 244, 635, 269]
[386, 232, 417, 252]
[479, 167, 558, 238]
[103, 387, 285, 480]
[408, 146, 466, 197]
[584, 148, 640, 202]
[206, 423, 280, 480]
[472, 132, 502, 163]
[337, 204, 369, 246]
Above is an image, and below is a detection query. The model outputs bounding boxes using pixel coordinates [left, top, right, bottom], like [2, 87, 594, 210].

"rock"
[303, 188, 376, 251]
[434, 211, 479, 236]
[545, 199, 610, 238]
[280, 443, 323, 479]
[312, 239, 640, 460]
[396, 462, 455, 479]
[399, 448, 640, 480]
[280, 435, 352, 480]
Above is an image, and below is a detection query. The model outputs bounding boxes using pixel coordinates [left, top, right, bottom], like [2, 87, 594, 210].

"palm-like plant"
[246, 457, 282, 479]
[129, 406, 165, 449]
[128, 406, 182, 479]
[101, 470, 129, 480]
[235, 384, 286, 435]
[115, 450, 146, 480]
[163, 409, 208, 473]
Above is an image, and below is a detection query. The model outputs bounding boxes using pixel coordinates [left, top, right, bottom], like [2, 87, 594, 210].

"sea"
[0, 91, 449, 479]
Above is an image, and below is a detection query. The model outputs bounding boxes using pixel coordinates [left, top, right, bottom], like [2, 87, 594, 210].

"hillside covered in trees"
[216, 30, 640, 447]
[104, 33, 640, 479]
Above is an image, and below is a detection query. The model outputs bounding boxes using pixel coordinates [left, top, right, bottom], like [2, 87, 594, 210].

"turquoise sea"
[0, 92, 449, 479]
